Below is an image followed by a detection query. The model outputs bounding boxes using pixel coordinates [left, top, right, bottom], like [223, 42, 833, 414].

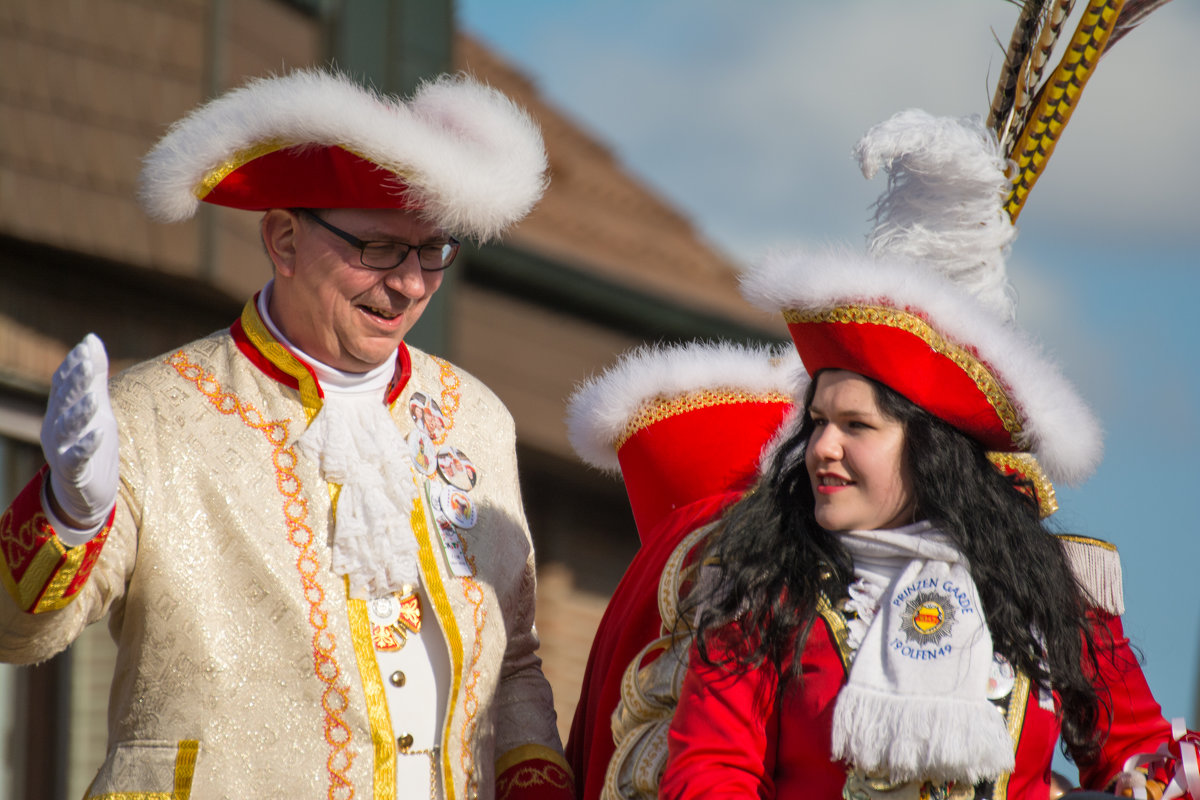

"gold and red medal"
[368, 588, 422, 652]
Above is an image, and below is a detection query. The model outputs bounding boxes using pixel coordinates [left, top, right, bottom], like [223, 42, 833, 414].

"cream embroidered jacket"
[0, 300, 572, 800]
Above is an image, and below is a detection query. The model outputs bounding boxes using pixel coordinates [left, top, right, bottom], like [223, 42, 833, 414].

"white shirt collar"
[257, 281, 394, 396]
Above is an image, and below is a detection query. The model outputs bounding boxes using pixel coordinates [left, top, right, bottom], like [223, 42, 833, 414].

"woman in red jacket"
[662, 365, 1177, 799]
[659, 108, 1195, 800]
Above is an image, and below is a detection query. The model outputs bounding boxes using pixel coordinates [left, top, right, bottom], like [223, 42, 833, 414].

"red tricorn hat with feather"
[743, 0, 1173, 515]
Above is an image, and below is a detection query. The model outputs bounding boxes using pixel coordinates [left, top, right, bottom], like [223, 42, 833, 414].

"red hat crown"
[567, 343, 799, 539]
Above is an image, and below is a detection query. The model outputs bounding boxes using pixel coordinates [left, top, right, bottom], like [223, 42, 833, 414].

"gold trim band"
[784, 305, 1023, 438]
[240, 301, 323, 422]
[347, 584, 398, 799]
[615, 390, 792, 452]
[817, 593, 854, 674]
[414, 485, 466, 800]
[1056, 533, 1116, 552]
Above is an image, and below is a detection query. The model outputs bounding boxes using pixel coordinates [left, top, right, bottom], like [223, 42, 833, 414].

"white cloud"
[470, 0, 1200, 257]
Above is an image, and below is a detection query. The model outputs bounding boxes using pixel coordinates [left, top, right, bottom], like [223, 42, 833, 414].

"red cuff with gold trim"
[0, 466, 114, 613]
[496, 746, 574, 800]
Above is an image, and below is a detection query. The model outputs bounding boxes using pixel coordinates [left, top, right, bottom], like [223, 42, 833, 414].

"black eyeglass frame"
[295, 208, 460, 272]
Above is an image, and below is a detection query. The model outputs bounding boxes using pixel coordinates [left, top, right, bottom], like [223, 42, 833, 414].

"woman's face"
[804, 370, 916, 532]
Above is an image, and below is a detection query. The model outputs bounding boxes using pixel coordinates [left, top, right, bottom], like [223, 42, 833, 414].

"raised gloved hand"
[40, 334, 119, 533]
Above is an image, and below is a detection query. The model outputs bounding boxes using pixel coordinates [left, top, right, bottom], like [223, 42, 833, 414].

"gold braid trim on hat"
[195, 140, 290, 199]
[986, 451, 1059, 518]
[193, 139, 412, 200]
[1004, 0, 1125, 221]
[784, 305, 1024, 438]
[613, 389, 793, 452]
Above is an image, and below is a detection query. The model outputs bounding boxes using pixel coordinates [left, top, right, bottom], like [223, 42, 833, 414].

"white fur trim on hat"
[740, 248, 1103, 487]
[139, 69, 547, 241]
[566, 342, 805, 473]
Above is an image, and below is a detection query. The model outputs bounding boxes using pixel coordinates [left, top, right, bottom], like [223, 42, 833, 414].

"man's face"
[268, 208, 447, 372]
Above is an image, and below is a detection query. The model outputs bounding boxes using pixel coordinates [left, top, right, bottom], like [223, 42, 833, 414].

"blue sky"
[457, 0, 1200, 760]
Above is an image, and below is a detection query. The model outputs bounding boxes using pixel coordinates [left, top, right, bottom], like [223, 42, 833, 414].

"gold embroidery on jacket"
[347, 579, 398, 800]
[426, 355, 483, 798]
[459, 570, 487, 799]
[0, 511, 64, 611]
[991, 672, 1031, 800]
[85, 739, 199, 800]
[240, 303, 323, 422]
[496, 761, 573, 800]
[169, 352, 354, 798]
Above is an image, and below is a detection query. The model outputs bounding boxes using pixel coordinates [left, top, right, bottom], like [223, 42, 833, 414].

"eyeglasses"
[297, 209, 459, 271]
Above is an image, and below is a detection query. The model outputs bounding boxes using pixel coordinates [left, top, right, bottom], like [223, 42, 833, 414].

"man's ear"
[261, 209, 299, 276]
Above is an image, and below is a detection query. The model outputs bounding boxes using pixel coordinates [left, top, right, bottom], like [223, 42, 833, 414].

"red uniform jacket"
[566, 493, 738, 800]
[662, 608, 1182, 799]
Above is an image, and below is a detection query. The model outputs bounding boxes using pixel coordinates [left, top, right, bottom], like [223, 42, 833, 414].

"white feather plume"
[855, 110, 1018, 322]
[566, 342, 804, 473]
[139, 69, 547, 241]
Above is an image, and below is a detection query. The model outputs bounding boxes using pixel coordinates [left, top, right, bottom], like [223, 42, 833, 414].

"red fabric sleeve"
[0, 465, 114, 613]
[660, 642, 781, 800]
[565, 492, 742, 800]
[1077, 611, 1175, 790]
[495, 754, 574, 800]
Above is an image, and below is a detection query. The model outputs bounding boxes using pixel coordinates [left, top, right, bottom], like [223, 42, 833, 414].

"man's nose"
[383, 252, 427, 296]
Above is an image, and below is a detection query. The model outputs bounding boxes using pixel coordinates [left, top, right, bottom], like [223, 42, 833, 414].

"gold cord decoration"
[428, 355, 462, 446]
[168, 352, 355, 798]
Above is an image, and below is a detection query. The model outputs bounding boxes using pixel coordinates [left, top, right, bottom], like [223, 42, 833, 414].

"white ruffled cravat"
[295, 394, 422, 598]
[832, 522, 1014, 784]
[258, 285, 423, 599]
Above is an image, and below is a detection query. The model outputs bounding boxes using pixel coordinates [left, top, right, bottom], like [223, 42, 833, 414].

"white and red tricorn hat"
[741, 110, 1102, 510]
[567, 342, 802, 538]
[138, 68, 547, 241]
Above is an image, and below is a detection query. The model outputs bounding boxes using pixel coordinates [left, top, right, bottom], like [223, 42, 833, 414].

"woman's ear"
[261, 209, 299, 276]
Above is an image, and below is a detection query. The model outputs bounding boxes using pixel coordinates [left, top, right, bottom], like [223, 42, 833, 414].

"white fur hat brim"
[566, 341, 806, 473]
[139, 69, 547, 241]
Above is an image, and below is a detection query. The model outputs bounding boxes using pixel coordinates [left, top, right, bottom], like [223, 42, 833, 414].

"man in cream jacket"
[0, 69, 572, 800]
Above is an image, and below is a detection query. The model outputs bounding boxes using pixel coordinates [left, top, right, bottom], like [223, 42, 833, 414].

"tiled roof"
[455, 34, 778, 332]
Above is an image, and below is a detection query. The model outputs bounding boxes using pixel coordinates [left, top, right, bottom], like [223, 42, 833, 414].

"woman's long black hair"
[690, 370, 1107, 763]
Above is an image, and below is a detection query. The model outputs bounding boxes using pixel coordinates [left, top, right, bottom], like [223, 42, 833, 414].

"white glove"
[40, 334, 119, 536]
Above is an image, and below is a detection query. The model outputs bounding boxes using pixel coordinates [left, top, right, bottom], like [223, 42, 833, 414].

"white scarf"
[831, 522, 1014, 784]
